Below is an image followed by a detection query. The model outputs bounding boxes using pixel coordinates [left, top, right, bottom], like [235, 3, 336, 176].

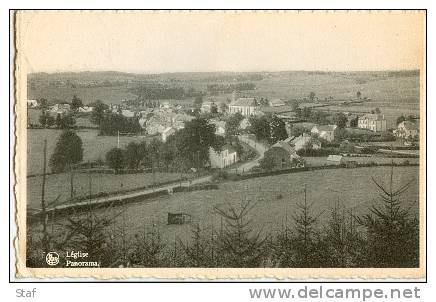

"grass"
[27, 128, 153, 175]
[27, 171, 184, 210]
[44, 165, 418, 245]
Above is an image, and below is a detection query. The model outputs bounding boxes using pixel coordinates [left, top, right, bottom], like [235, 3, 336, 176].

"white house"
[268, 98, 286, 107]
[311, 125, 337, 142]
[209, 146, 238, 169]
[27, 99, 38, 108]
[228, 98, 258, 116]
[49, 103, 71, 114]
[290, 133, 321, 151]
[211, 120, 226, 136]
[239, 117, 251, 130]
[78, 106, 94, 113]
[358, 114, 387, 132]
[396, 121, 419, 139]
[162, 127, 176, 142]
[327, 155, 345, 165]
[121, 109, 135, 118]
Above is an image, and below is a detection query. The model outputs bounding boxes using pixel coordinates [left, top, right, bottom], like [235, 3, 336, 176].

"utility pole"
[117, 130, 120, 149]
[40, 139, 49, 253]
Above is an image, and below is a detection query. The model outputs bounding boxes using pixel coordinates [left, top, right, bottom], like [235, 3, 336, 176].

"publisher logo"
[46, 252, 60, 266]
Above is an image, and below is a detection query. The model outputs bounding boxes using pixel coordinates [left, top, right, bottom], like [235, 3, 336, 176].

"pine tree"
[356, 166, 418, 267]
[214, 201, 267, 267]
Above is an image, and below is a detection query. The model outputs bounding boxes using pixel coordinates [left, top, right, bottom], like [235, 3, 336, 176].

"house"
[358, 114, 387, 132]
[264, 141, 299, 169]
[311, 125, 337, 142]
[27, 99, 38, 108]
[49, 103, 71, 114]
[121, 110, 135, 118]
[290, 133, 321, 151]
[396, 121, 419, 139]
[211, 120, 226, 136]
[327, 155, 345, 165]
[209, 145, 238, 169]
[346, 114, 358, 128]
[239, 117, 251, 130]
[162, 127, 176, 142]
[201, 101, 218, 113]
[228, 98, 258, 116]
[268, 98, 286, 107]
[78, 106, 94, 113]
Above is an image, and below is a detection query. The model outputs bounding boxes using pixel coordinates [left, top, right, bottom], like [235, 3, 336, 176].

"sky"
[16, 10, 425, 73]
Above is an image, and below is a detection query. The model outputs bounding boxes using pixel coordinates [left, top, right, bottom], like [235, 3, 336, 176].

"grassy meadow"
[27, 128, 152, 175]
[51, 165, 418, 245]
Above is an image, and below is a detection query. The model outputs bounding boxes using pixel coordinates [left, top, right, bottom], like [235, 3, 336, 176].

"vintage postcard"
[12, 10, 426, 279]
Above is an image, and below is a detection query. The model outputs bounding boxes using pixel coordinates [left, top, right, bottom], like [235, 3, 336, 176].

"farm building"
[327, 155, 345, 165]
[211, 120, 226, 136]
[228, 97, 259, 116]
[268, 98, 286, 107]
[395, 121, 419, 139]
[209, 145, 238, 169]
[289, 133, 321, 151]
[49, 103, 71, 114]
[27, 99, 38, 108]
[311, 124, 337, 142]
[358, 114, 387, 132]
[161, 127, 176, 142]
[78, 106, 94, 113]
[239, 117, 251, 130]
[264, 141, 299, 169]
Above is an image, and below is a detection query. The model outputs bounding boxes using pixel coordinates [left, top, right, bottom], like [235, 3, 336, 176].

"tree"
[193, 95, 203, 109]
[179, 223, 214, 267]
[174, 118, 224, 169]
[219, 102, 228, 114]
[356, 167, 418, 267]
[55, 114, 76, 129]
[90, 100, 109, 125]
[333, 112, 348, 129]
[39, 111, 48, 128]
[38, 98, 48, 110]
[259, 156, 275, 171]
[225, 112, 244, 138]
[214, 201, 267, 267]
[210, 103, 218, 114]
[160, 138, 176, 172]
[49, 130, 83, 173]
[289, 187, 325, 267]
[106, 148, 125, 173]
[49, 130, 83, 198]
[71, 95, 83, 111]
[249, 115, 270, 142]
[269, 115, 287, 144]
[349, 116, 358, 128]
[125, 142, 141, 170]
[309, 91, 316, 102]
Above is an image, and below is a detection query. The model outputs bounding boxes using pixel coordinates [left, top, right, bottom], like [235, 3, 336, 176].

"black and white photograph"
[12, 10, 426, 279]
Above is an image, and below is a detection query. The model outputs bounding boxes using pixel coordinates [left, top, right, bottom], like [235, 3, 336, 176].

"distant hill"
[27, 70, 420, 107]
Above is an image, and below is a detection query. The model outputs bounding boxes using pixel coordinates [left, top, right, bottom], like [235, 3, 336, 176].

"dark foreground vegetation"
[27, 166, 419, 268]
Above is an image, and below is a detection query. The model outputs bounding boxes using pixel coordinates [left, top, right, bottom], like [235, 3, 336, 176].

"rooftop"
[229, 97, 258, 107]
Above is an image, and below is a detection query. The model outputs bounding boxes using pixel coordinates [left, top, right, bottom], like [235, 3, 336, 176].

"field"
[27, 71, 420, 112]
[27, 128, 153, 175]
[304, 156, 419, 167]
[27, 171, 184, 210]
[40, 166, 418, 245]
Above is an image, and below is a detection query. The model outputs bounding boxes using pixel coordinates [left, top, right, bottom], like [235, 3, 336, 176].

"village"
[27, 88, 419, 177]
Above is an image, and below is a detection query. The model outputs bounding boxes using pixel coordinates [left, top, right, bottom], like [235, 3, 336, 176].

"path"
[44, 135, 267, 214]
